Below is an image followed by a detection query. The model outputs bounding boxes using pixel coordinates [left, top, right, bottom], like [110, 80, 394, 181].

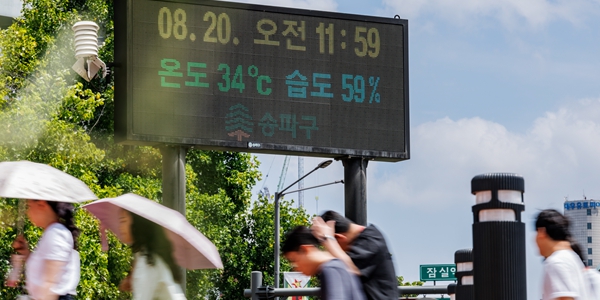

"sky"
[230, 0, 600, 299]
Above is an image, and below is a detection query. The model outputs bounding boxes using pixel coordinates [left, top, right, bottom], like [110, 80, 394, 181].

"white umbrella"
[83, 193, 223, 270]
[0, 160, 96, 289]
[0, 160, 97, 203]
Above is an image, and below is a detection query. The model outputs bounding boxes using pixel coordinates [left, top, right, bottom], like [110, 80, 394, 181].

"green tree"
[0, 0, 309, 299]
[185, 161, 310, 299]
[397, 276, 424, 298]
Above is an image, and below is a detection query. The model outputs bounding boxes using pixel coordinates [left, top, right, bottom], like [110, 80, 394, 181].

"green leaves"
[184, 153, 312, 299]
[397, 276, 424, 298]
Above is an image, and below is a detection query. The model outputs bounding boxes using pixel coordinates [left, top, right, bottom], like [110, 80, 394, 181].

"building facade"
[0, 0, 22, 29]
[564, 199, 600, 269]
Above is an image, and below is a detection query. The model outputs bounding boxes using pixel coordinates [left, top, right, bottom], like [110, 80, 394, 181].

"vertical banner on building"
[284, 272, 311, 300]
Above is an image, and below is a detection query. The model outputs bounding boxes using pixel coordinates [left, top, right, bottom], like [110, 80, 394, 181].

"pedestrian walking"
[0, 160, 97, 300]
[311, 210, 398, 300]
[9, 201, 81, 300]
[282, 226, 366, 300]
[535, 209, 591, 300]
[83, 193, 222, 299]
[116, 208, 186, 299]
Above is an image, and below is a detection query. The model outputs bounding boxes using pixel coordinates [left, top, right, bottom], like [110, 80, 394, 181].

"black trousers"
[58, 295, 75, 300]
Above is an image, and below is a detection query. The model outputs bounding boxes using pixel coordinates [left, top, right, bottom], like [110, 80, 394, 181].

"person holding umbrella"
[9, 201, 81, 300]
[0, 160, 98, 300]
[116, 209, 185, 299]
[83, 193, 223, 299]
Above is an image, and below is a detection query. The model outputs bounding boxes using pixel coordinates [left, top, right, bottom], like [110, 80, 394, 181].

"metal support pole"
[250, 271, 263, 300]
[298, 157, 304, 208]
[274, 191, 281, 291]
[161, 146, 187, 212]
[161, 146, 188, 292]
[244, 280, 450, 298]
[342, 157, 368, 225]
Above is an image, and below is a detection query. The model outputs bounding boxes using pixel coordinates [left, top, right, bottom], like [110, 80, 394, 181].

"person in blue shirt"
[282, 226, 366, 300]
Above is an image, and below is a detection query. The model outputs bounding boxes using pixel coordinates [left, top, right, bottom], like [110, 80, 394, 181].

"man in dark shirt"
[311, 210, 398, 300]
[281, 226, 366, 300]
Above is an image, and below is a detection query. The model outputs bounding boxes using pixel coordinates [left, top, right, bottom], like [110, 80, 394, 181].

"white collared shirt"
[26, 223, 79, 297]
[132, 252, 186, 300]
[542, 250, 591, 300]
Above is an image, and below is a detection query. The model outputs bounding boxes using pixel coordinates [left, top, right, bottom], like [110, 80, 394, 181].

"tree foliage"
[0, 0, 309, 299]
[397, 276, 424, 298]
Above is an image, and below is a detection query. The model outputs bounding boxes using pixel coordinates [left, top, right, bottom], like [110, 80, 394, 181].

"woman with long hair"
[10, 200, 80, 300]
[117, 209, 185, 299]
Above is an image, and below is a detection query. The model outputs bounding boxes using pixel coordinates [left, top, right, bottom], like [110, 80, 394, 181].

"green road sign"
[419, 264, 456, 281]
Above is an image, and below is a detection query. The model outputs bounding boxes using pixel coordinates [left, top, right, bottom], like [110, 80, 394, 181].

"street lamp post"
[274, 159, 336, 290]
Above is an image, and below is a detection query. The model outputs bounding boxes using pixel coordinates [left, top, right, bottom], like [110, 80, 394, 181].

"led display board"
[114, 0, 409, 161]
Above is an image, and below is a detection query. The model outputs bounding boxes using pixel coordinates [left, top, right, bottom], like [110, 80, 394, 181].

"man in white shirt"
[535, 209, 591, 300]
[587, 268, 600, 299]
[570, 241, 600, 299]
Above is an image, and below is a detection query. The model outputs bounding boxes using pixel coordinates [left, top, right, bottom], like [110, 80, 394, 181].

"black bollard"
[454, 249, 474, 300]
[447, 283, 456, 300]
[471, 173, 527, 300]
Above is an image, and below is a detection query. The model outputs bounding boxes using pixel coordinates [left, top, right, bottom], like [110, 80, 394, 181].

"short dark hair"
[320, 210, 352, 233]
[535, 209, 571, 241]
[281, 226, 319, 254]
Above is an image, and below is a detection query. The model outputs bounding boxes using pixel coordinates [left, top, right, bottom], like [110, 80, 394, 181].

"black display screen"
[114, 0, 409, 161]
